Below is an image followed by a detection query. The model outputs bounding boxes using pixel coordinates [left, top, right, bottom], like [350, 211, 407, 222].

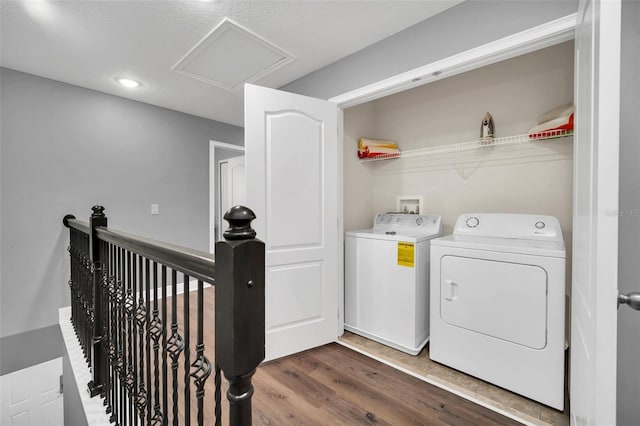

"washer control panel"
[453, 213, 563, 242]
[373, 213, 442, 234]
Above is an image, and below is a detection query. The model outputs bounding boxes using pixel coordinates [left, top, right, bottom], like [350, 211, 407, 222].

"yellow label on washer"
[397, 242, 415, 267]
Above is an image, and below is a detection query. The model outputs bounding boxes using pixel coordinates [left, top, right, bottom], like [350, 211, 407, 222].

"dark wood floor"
[169, 288, 522, 425]
[251, 343, 522, 425]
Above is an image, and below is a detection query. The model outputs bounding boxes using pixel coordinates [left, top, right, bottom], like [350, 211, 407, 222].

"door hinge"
[59, 375, 64, 394]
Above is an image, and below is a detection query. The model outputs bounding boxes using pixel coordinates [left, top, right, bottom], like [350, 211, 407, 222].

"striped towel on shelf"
[529, 104, 575, 140]
[357, 138, 400, 159]
[528, 113, 574, 139]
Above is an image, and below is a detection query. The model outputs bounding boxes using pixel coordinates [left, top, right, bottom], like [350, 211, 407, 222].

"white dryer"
[430, 213, 566, 410]
[345, 213, 442, 355]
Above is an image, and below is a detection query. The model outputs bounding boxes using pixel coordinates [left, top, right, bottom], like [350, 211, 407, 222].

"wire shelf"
[358, 129, 573, 163]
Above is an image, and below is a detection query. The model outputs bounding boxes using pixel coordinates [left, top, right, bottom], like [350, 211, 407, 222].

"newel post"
[215, 206, 265, 426]
[88, 205, 107, 397]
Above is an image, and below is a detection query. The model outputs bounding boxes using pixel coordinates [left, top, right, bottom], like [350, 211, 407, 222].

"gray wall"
[282, 0, 578, 100]
[617, 0, 640, 423]
[0, 68, 243, 372]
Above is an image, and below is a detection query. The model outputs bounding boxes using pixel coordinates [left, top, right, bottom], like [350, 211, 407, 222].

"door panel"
[266, 112, 323, 250]
[218, 155, 245, 240]
[245, 84, 339, 361]
[267, 262, 324, 331]
[0, 358, 63, 426]
[571, 0, 621, 424]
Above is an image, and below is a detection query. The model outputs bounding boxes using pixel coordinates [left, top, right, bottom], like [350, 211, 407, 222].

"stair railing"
[63, 205, 265, 426]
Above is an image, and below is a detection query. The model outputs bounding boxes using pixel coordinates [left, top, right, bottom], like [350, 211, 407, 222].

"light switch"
[151, 204, 159, 215]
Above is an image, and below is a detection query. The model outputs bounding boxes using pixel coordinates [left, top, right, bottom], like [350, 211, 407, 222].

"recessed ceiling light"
[115, 77, 141, 88]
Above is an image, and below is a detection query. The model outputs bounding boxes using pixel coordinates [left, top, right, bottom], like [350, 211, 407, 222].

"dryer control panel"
[453, 213, 563, 242]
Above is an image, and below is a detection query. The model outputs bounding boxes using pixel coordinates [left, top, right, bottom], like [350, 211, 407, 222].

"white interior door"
[0, 358, 63, 426]
[245, 83, 339, 361]
[571, 0, 621, 424]
[218, 155, 246, 240]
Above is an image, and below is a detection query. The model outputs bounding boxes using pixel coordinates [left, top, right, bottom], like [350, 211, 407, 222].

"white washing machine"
[429, 213, 566, 410]
[345, 213, 442, 355]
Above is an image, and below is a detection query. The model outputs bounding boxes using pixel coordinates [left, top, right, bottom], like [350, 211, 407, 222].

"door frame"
[209, 140, 245, 253]
[329, 14, 577, 108]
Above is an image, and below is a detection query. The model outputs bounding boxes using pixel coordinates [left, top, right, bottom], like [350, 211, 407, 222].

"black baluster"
[76, 230, 82, 349]
[214, 364, 221, 426]
[167, 269, 183, 426]
[81, 232, 87, 348]
[69, 228, 74, 325]
[161, 266, 168, 426]
[110, 243, 117, 424]
[80, 232, 88, 361]
[85, 232, 90, 359]
[103, 243, 110, 403]
[83, 232, 90, 366]
[126, 250, 135, 426]
[145, 259, 153, 424]
[190, 280, 211, 426]
[150, 261, 163, 425]
[87, 232, 92, 368]
[64, 218, 75, 332]
[102, 241, 112, 416]
[112, 243, 119, 425]
[109, 243, 117, 424]
[118, 246, 125, 426]
[131, 253, 139, 426]
[183, 273, 191, 426]
[136, 255, 147, 425]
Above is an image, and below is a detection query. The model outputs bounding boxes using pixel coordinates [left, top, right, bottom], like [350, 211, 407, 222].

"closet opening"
[339, 40, 574, 426]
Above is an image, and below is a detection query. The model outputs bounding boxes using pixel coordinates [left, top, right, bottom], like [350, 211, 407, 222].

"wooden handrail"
[95, 226, 216, 284]
[63, 215, 90, 234]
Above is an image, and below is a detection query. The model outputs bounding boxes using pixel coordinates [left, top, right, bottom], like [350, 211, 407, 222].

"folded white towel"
[538, 103, 575, 125]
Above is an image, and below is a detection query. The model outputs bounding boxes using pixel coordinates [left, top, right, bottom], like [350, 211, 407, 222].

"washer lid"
[431, 234, 566, 258]
[345, 213, 443, 242]
[345, 228, 441, 243]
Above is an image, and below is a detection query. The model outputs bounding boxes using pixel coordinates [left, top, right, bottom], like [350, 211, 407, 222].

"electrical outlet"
[151, 204, 159, 215]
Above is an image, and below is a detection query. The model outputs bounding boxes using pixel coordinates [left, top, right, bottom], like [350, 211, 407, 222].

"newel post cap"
[91, 205, 106, 218]
[223, 205, 257, 240]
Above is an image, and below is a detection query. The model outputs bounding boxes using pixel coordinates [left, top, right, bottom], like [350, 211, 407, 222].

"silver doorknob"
[618, 292, 640, 310]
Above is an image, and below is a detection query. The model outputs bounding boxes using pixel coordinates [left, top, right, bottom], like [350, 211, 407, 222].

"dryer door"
[440, 256, 547, 349]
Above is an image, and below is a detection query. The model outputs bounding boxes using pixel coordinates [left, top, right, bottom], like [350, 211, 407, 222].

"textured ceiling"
[0, 1, 463, 126]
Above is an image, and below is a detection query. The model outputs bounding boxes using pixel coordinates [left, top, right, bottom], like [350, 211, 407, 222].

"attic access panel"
[173, 18, 294, 92]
